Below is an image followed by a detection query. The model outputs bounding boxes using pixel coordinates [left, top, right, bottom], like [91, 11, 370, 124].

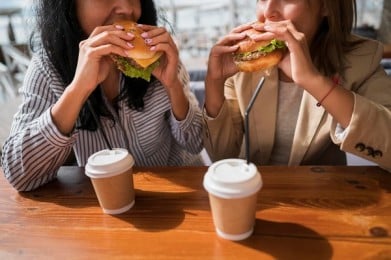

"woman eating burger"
[1, 0, 204, 191]
[203, 0, 391, 170]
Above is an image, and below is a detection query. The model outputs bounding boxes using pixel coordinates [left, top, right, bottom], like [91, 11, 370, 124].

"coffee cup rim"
[85, 148, 134, 178]
[203, 159, 262, 199]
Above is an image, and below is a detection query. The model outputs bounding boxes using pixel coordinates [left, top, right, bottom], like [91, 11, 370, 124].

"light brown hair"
[311, 0, 358, 78]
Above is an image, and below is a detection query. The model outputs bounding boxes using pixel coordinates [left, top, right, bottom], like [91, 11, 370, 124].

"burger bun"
[234, 26, 285, 72]
[114, 20, 163, 68]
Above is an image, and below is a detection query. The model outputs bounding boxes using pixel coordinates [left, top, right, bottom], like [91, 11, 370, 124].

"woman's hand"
[72, 24, 134, 99]
[207, 24, 252, 82]
[252, 21, 354, 128]
[138, 24, 181, 89]
[251, 21, 320, 86]
[52, 25, 134, 135]
[138, 24, 190, 120]
[204, 24, 249, 117]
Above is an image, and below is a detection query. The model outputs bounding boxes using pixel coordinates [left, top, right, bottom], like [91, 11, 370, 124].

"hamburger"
[111, 21, 163, 81]
[233, 23, 286, 72]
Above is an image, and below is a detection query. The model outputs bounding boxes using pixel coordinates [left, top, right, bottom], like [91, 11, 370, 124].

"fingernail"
[145, 38, 152, 44]
[127, 42, 134, 48]
[127, 32, 134, 37]
[264, 25, 271, 30]
[141, 32, 148, 38]
[150, 46, 156, 51]
[115, 25, 124, 30]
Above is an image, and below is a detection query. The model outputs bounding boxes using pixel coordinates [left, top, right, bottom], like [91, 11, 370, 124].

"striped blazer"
[1, 49, 203, 191]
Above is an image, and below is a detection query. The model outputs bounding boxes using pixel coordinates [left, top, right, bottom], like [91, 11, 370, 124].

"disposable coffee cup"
[85, 148, 135, 215]
[203, 159, 262, 241]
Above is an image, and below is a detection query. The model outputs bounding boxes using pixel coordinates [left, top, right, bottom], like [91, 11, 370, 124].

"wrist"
[301, 74, 343, 108]
[204, 81, 225, 118]
[67, 81, 93, 104]
[165, 81, 189, 120]
[52, 84, 87, 135]
[296, 71, 324, 90]
[166, 79, 185, 99]
[316, 75, 340, 107]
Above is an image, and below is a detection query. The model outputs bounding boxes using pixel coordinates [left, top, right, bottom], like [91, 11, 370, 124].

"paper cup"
[85, 148, 135, 214]
[203, 159, 262, 240]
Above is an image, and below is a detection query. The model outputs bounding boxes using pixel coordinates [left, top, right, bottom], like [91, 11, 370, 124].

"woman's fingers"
[258, 20, 319, 84]
[139, 25, 178, 54]
[134, 24, 181, 86]
[210, 44, 239, 57]
[230, 22, 254, 33]
[85, 28, 135, 52]
[82, 42, 132, 60]
[137, 24, 172, 43]
[263, 21, 306, 45]
[215, 31, 247, 47]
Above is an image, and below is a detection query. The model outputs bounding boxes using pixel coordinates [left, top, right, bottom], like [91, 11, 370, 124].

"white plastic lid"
[85, 148, 134, 178]
[203, 159, 262, 199]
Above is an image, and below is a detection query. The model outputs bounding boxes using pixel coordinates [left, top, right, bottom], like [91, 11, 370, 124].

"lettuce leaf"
[116, 57, 160, 82]
[258, 39, 286, 53]
[238, 39, 286, 59]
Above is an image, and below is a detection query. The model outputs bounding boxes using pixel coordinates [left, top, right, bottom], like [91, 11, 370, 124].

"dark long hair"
[32, 0, 160, 130]
[310, 0, 359, 78]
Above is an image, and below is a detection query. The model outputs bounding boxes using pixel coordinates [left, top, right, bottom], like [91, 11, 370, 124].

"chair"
[381, 58, 391, 75]
[0, 62, 17, 98]
[0, 93, 22, 160]
[189, 69, 206, 108]
[1, 44, 30, 88]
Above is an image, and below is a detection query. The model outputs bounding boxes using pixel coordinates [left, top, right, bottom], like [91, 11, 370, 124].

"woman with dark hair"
[203, 0, 391, 170]
[1, 0, 204, 191]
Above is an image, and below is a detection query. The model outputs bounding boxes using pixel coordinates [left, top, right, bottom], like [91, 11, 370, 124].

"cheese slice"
[134, 52, 163, 68]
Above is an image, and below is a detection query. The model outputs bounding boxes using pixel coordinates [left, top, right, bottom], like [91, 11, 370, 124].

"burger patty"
[234, 50, 267, 62]
[111, 54, 144, 71]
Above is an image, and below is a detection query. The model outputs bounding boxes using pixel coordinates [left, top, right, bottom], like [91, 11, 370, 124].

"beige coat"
[203, 37, 391, 171]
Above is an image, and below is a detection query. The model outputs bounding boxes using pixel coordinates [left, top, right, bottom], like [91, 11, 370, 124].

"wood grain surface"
[1, 166, 390, 259]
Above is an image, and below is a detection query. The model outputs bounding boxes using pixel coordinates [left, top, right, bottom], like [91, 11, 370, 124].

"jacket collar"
[289, 91, 326, 164]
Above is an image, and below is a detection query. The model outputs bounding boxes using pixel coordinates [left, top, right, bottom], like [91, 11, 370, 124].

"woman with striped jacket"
[1, 0, 204, 191]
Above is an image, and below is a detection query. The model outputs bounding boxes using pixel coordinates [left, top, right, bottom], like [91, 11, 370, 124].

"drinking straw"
[86, 100, 113, 150]
[244, 77, 265, 164]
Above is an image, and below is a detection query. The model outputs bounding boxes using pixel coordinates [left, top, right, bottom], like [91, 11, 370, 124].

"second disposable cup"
[203, 159, 262, 241]
[85, 148, 135, 215]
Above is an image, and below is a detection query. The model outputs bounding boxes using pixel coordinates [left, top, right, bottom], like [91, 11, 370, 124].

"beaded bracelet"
[316, 76, 340, 107]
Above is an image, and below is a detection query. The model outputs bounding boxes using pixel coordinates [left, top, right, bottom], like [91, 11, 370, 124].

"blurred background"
[1, 0, 389, 71]
[0, 0, 390, 165]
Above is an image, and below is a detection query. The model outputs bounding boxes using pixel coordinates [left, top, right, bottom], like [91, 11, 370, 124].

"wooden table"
[1, 166, 391, 259]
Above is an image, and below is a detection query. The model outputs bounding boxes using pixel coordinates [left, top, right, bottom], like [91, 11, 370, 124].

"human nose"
[113, 0, 135, 18]
[258, 0, 280, 21]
